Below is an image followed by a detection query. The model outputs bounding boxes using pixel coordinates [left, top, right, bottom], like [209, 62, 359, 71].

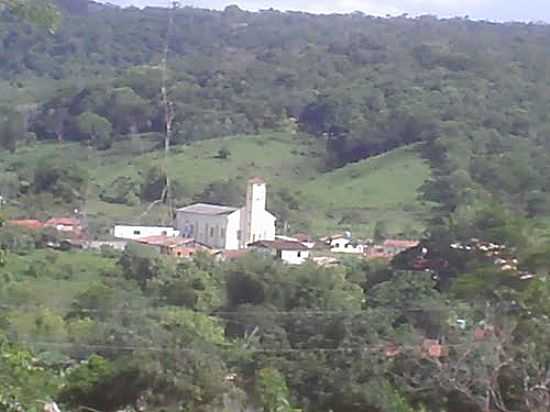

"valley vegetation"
[2, 2, 550, 412]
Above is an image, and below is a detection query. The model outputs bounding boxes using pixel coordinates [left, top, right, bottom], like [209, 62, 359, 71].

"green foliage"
[194, 179, 244, 207]
[0, 108, 24, 153]
[217, 146, 232, 160]
[75, 111, 113, 150]
[32, 156, 88, 203]
[0, 338, 60, 411]
[140, 165, 166, 202]
[100, 175, 140, 205]
[256, 368, 299, 412]
[118, 242, 166, 289]
[373, 220, 387, 243]
[0, 0, 60, 31]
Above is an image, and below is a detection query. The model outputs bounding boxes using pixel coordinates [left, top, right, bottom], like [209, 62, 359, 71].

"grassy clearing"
[0, 133, 432, 236]
[298, 146, 432, 236]
[0, 249, 117, 309]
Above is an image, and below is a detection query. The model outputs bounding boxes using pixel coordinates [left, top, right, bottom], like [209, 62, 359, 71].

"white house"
[175, 177, 276, 250]
[249, 240, 310, 265]
[113, 225, 180, 241]
[328, 235, 366, 254]
[276, 234, 316, 249]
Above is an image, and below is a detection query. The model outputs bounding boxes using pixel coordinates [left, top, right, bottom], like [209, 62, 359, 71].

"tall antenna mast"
[138, 1, 179, 224]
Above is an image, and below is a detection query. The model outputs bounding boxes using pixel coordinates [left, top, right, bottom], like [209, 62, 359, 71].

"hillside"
[0, 132, 431, 237]
[2, 2, 550, 233]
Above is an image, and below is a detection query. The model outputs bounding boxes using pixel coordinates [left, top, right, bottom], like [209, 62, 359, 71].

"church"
[175, 178, 276, 250]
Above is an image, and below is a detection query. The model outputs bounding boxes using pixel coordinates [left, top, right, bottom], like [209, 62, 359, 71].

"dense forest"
[4, 1, 550, 411]
[3, 0, 550, 222]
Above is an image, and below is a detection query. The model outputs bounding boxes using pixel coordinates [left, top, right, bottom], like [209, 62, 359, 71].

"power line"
[10, 336, 481, 355]
[0, 303, 450, 316]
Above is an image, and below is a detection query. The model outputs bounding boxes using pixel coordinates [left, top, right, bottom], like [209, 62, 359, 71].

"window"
[221, 227, 225, 238]
[161, 230, 167, 235]
[210, 227, 215, 237]
[297, 251, 302, 257]
[237, 230, 241, 240]
[133, 230, 141, 235]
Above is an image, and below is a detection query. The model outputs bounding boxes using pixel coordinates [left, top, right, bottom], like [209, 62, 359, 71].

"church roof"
[176, 203, 239, 216]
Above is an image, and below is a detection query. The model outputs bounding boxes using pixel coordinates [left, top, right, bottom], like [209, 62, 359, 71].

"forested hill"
[4, 2, 550, 227]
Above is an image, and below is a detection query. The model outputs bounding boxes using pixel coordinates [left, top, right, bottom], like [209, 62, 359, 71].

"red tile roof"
[248, 176, 266, 184]
[249, 240, 309, 251]
[218, 249, 251, 260]
[383, 239, 419, 249]
[8, 219, 44, 230]
[45, 217, 81, 227]
[293, 233, 314, 242]
[137, 235, 196, 248]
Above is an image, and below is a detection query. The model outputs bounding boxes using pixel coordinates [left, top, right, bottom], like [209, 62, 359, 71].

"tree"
[140, 165, 167, 202]
[0, 0, 60, 31]
[373, 220, 387, 243]
[194, 179, 243, 206]
[109, 87, 152, 134]
[255, 368, 300, 412]
[118, 242, 167, 289]
[0, 338, 60, 411]
[216, 146, 231, 160]
[0, 108, 24, 153]
[75, 111, 113, 150]
[32, 157, 88, 203]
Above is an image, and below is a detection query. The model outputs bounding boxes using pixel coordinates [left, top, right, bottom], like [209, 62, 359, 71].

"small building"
[87, 240, 128, 251]
[329, 236, 366, 254]
[175, 178, 276, 250]
[113, 225, 180, 241]
[7, 219, 44, 231]
[249, 240, 310, 265]
[382, 239, 419, 255]
[45, 217, 83, 236]
[293, 233, 316, 249]
[214, 249, 251, 262]
[276, 234, 316, 249]
[136, 235, 211, 258]
[364, 246, 393, 261]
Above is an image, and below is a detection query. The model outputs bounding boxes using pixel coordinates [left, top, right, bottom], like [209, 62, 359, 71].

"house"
[214, 249, 251, 262]
[382, 239, 419, 255]
[329, 235, 366, 254]
[249, 239, 310, 265]
[113, 225, 180, 241]
[276, 234, 316, 249]
[365, 246, 393, 261]
[44, 217, 83, 235]
[87, 240, 128, 251]
[175, 177, 276, 250]
[136, 235, 211, 258]
[8, 219, 44, 231]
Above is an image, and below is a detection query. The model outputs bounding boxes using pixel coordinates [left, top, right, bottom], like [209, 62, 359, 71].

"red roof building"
[8, 219, 44, 231]
[136, 236, 212, 258]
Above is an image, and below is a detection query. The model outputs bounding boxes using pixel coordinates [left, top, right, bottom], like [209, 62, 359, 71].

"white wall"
[114, 225, 179, 240]
[280, 249, 310, 265]
[224, 211, 241, 250]
[241, 182, 276, 248]
[330, 239, 365, 254]
[175, 210, 241, 250]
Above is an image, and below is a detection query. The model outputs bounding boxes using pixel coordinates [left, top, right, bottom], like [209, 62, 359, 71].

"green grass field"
[0, 132, 433, 237]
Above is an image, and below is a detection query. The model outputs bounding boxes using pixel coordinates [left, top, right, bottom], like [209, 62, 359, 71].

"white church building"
[175, 177, 276, 250]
